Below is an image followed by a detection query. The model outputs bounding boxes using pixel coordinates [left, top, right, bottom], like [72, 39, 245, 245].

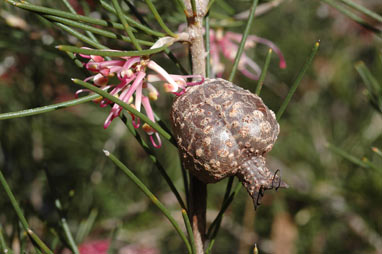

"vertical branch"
[185, 0, 207, 76]
[189, 175, 207, 253]
[184, 1, 208, 253]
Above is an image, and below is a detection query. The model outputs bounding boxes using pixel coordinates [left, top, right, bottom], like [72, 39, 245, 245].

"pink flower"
[77, 50, 203, 148]
[209, 29, 286, 80]
[78, 240, 109, 254]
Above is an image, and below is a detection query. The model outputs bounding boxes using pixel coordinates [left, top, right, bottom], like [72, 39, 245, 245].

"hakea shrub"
[76, 50, 203, 148]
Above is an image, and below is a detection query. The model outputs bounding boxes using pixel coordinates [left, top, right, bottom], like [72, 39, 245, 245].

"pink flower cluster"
[209, 29, 286, 80]
[77, 51, 202, 148]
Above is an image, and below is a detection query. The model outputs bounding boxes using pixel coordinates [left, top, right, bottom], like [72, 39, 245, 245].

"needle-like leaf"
[104, 150, 192, 253]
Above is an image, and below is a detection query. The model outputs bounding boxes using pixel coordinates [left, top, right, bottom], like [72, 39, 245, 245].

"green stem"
[0, 169, 53, 254]
[0, 94, 99, 120]
[276, 41, 320, 120]
[144, 0, 177, 37]
[104, 150, 192, 253]
[228, 0, 259, 81]
[57, 45, 168, 57]
[111, 0, 142, 50]
[255, 48, 273, 95]
[182, 209, 196, 254]
[99, 0, 165, 37]
[71, 79, 172, 141]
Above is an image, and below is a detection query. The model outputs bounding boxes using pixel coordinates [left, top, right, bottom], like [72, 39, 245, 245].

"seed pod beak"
[237, 158, 288, 210]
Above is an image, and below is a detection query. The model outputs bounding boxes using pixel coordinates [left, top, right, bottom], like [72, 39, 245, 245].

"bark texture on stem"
[184, 1, 208, 253]
[189, 174, 207, 253]
[185, 0, 207, 77]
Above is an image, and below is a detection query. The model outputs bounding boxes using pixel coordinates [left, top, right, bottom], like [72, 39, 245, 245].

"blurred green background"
[0, 0, 381, 253]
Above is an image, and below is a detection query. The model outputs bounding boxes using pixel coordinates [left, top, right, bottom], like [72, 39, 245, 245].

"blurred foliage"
[0, 0, 382, 254]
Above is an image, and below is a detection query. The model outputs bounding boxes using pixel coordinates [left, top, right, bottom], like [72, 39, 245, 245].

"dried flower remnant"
[77, 49, 203, 148]
[209, 29, 287, 79]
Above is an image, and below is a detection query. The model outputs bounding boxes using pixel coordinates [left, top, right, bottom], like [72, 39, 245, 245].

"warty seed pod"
[171, 78, 287, 208]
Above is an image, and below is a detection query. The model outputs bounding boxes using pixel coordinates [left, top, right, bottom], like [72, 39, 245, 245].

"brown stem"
[183, 1, 208, 253]
[189, 174, 207, 253]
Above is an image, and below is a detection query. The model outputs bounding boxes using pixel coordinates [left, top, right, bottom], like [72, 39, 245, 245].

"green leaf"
[44, 15, 153, 46]
[256, 48, 273, 95]
[104, 150, 192, 253]
[0, 224, 8, 254]
[122, 115, 185, 208]
[111, 0, 142, 50]
[355, 61, 381, 94]
[228, 0, 259, 81]
[99, 0, 165, 37]
[327, 143, 370, 168]
[0, 169, 53, 254]
[276, 41, 320, 120]
[75, 209, 98, 244]
[181, 209, 196, 254]
[57, 45, 168, 57]
[5, 0, 131, 32]
[144, 0, 177, 37]
[322, 0, 381, 34]
[0, 94, 99, 121]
